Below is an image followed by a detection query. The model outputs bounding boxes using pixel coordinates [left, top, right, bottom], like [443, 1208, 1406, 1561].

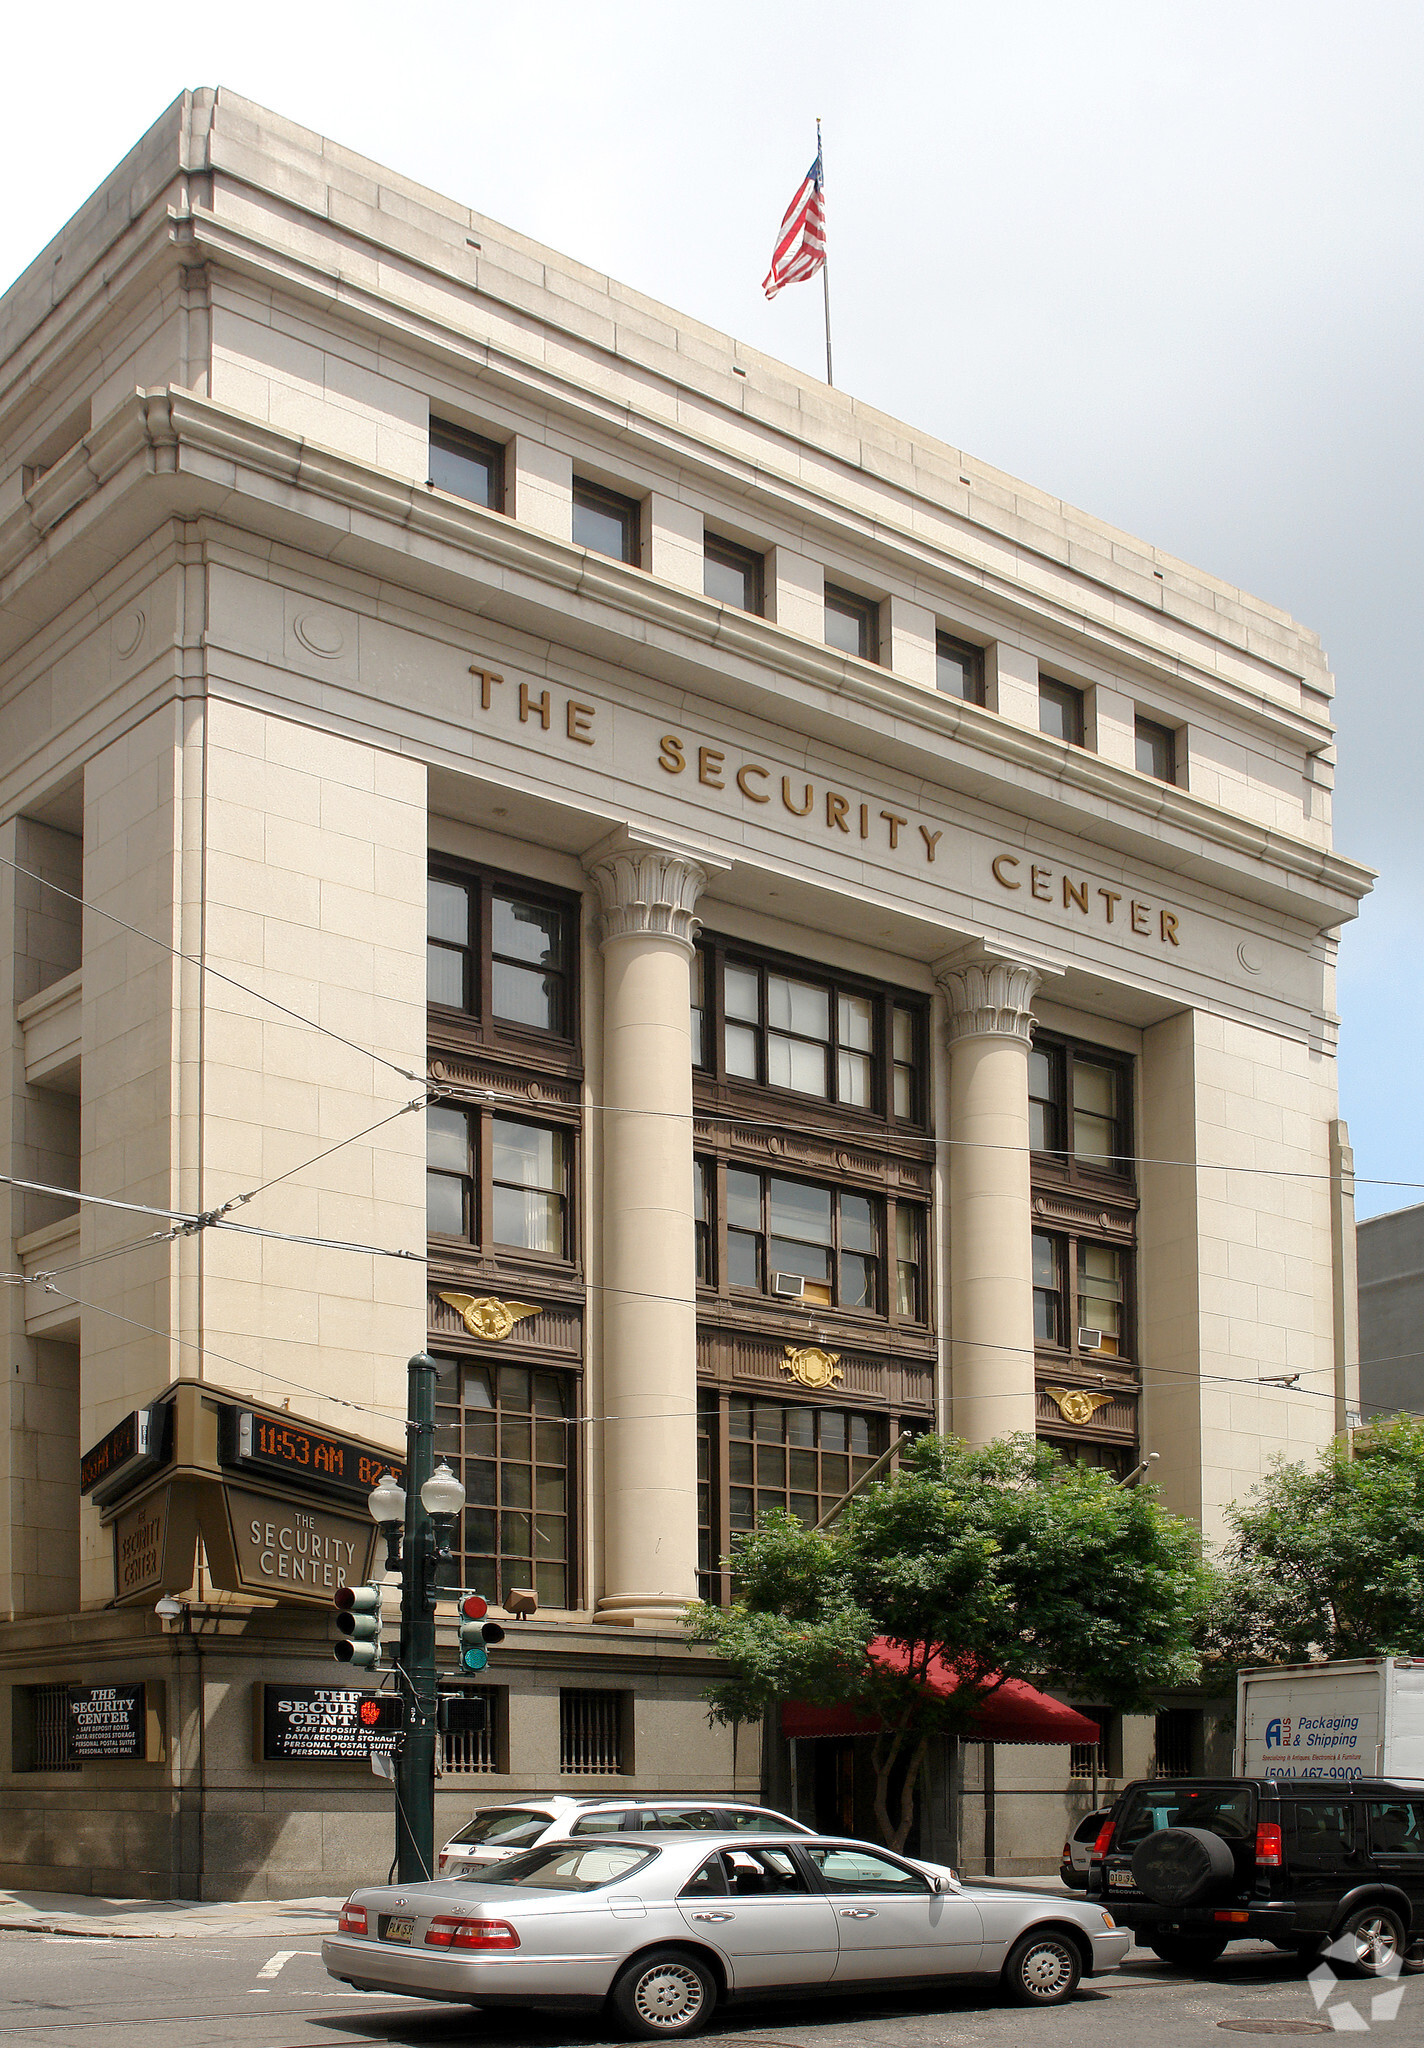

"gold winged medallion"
[438, 1293, 540, 1342]
[1044, 1386, 1114, 1426]
[781, 1344, 844, 1392]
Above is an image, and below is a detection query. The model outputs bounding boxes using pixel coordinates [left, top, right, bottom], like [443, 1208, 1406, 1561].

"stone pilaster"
[582, 830, 725, 1626]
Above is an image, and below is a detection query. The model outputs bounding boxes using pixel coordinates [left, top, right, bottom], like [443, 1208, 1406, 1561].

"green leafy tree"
[685, 1433, 1208, 1851]
[1203, 1414, 1424, 1675]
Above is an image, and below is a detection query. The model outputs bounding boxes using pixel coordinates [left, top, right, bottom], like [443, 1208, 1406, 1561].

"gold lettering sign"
[222, 1486, 375, 1604]
[782, 1345, 844, 1392]
[990, 852, 1181, 947]
[1044, 1387, 1114, 1426]
[439, 1293, 540, 1342]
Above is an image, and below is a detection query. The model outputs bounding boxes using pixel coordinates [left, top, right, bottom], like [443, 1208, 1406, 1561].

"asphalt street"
[1, 1926, 1416, 2048]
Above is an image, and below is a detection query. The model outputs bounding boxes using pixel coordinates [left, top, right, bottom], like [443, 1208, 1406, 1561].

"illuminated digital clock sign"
[216, 1405, 404, 1509]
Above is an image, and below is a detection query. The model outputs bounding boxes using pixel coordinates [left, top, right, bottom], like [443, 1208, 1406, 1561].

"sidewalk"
[0, 1871, 1072, 1940]
[0, 1888, 343, 1939]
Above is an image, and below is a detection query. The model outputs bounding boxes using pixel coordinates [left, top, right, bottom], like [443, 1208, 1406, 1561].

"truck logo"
[1265, 1716, 1293, 1749]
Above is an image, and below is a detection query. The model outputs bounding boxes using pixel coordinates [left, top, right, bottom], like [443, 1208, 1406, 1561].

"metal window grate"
[1154, 1707, 1199, 1778]
[560, 1688, 624, 1775]
[1070, 1708, 1112, 1780]
[438, 1690, 498, 1773]
[32, 1685, 78, 1771]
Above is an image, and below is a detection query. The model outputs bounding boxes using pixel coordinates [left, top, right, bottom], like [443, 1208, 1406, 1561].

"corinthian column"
[583, 829, 724, 1625]
[935, 948, 1056, 1447]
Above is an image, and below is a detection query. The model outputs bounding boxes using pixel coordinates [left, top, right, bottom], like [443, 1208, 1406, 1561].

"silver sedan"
[322, 1831, 1131, 2039]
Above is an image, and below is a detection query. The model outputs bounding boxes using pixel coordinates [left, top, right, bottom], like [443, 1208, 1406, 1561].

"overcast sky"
[4, 2, 1419, 1217]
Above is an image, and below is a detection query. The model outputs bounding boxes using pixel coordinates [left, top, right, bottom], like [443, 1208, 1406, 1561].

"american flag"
[762, 144, 826, 300]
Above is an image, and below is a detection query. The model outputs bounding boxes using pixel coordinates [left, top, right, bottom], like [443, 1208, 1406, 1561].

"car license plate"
[1108, 1870, 1136, 1890]
[383, 1916, 415, 1943]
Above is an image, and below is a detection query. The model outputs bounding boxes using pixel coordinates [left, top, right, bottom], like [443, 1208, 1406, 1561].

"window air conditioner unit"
[771, 1272, 806, 1300]
[1078, 1328, 1104, 1351]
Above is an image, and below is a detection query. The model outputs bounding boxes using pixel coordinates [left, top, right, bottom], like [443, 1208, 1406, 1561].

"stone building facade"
[0, 89, 1368, 1894]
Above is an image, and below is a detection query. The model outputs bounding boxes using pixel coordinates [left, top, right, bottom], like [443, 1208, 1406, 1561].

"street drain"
[1216, 2024, 1332, 2036]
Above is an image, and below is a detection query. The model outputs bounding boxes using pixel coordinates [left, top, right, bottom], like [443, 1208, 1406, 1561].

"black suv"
[1087, 1777, 1424, 1975]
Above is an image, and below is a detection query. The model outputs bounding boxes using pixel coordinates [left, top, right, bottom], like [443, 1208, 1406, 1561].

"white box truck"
[1235, 1657, 1424, 1781]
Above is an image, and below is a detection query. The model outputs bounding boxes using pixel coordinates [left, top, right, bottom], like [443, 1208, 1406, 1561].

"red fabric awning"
[780, 1639, 1101, 1746]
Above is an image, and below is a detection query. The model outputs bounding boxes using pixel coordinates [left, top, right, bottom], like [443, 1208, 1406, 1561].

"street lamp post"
[367, 1351, 465, 1884]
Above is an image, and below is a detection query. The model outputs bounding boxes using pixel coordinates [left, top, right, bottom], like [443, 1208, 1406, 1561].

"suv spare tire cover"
[1130, 1826, 1238, 1905]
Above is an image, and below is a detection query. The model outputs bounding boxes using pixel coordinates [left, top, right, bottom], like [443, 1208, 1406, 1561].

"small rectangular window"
[1135, 716, 1177, 784]
[1072, 1058, 1123, 1169]
[428, 876, 473, 1010]
[428, 1105, 473, 1236]
[895, 1204, 925, 1321]
[429, 420, 504, 510]
[491, 1118, 567, 1255]
[936, 632, 985, 705]
[437, 1688, 501, 1773]
[491, 893, 566, 1034]
[1028, 1045, 1065, 1154]
[694, 1159, 713, 1284]
[824, 583, 879, 662]
[1032, 1231, 1065, 1346]
[573, 479, 640, 564]
[1077, 1243, 1124, 1356]
[892, 1006, 921, 1123]
[560, 1689, 627, 1774]
[1040, 676, 1085, 747]
[704, 533, 764, 614]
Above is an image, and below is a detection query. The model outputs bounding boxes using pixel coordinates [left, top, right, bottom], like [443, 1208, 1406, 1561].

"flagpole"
[818, 117, 834, 387]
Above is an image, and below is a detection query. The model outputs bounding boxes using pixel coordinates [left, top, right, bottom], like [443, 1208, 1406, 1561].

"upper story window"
[728, 1169, 880, 1310]
[824, 583, 879, 662]
[435, 1356, 574, 1611]
[936, 632, 986, 705]
[704, 533, 764, 614]
[698, 1158, 927, 1322]
[1029, 1041, 1130, 1176]
[428, 867, 575, 1044]
[1135, 716, 1178, 784]
[427, 1106, 571, 1259]
[429, 420, 504, 510]
[573, 478, 640, 564]
[694, 943, 927, 1128]
[1033, 1230, 1131, 1361]
[1039, 675, 1085, 748]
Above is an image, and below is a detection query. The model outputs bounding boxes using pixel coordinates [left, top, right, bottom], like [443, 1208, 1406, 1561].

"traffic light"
[334, 1583, 383, 1667]
[358, 1693, 404, 1734]
[457, 1593, 505, 1671]
[437, 1693, 488, 1737]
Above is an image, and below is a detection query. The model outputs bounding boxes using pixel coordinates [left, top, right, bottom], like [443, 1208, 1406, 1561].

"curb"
[0, 1918, 177, 1939]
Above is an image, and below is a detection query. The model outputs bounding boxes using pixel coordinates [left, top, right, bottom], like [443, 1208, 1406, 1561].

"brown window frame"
[704, 532, 764, 614]
[572, 477, 641, 565]
[1039, 675, 1086, 748]
[429, 418, 505, 511]
[428, 862, 579, 1055]
[434, 1351, 578, 1612]
[694, 940, 929, 1132]
[1028, 1036, 1133, 1187]
[1135, 715, 1178, 784]
[935, 631, 986, 705]
[697, 1390, 898, 1605]
[824, 582, 880, 662]
[427, 1102, 578, 1269]
[1031, 1226, 1135, 1368]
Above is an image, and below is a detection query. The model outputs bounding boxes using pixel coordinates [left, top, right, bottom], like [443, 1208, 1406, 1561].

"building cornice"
[2, 196, 1333, 752]
[0, 388, 1374, 933]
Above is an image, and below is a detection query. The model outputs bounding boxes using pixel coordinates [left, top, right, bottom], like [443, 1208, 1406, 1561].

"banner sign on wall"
[260, 1684, 400, 1763]
[66, 1684, 146, 1760]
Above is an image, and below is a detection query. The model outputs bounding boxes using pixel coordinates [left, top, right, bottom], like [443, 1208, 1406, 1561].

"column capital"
[934, 943, 1061, 1046]
[583, 828, 727, 950]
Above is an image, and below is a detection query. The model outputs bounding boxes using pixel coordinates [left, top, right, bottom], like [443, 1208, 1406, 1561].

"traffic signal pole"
[395, 1349, 439, 1885]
